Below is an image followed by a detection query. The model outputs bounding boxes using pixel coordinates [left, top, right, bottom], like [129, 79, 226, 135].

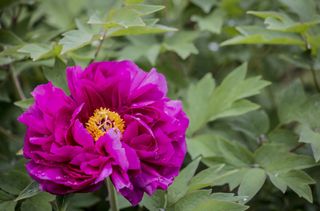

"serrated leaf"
[238, 168, 266, 202]
[208, 63, 270, 121]
[14, 98, 34, 110]
[167, 157, 201, 205]
[192, 9, 224, 34]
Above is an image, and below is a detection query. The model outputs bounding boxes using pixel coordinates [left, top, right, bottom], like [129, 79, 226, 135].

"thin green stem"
[106, 178, 119, 211]
[90, 29, 107, 63]
[309, 61, 320, 93]
[9, 66, 26, 100]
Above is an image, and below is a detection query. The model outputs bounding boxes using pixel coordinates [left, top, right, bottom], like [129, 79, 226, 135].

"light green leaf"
[188, 165, 240, 191]
[238, 168, 266, 202]
[14, 98, 34, 110]
[59, 27, 96, 54]
[299, 125, 320, 161]
[141, 190, 166, 211]
[221, 26, 304, 46]
[129, 4, 165, 16]
[208, 63, 270, 121]
[167, 157, 201, 205]
[254, 144, 315, 173]
[268, 170, 315, 203]
[18, 44, 59, 61]
[212, 99, 260, 120]
[279, 0, 316, 21]
[191, 0, 218, 13]
[163, 32, 199, 59]
[186, 73, 215, 134]
[192, 9, 224, 34]
[108, 24, 177, 37]
[168, 190, 248, 211]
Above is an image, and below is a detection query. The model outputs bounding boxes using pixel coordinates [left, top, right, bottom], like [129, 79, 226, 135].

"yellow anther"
[85, 107, 125, 141]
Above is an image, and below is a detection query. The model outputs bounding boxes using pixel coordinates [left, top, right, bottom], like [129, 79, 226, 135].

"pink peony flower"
[18, 61, 188, 205]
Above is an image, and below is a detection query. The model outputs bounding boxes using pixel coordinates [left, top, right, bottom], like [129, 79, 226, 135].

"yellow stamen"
[85, 107, 125, 141]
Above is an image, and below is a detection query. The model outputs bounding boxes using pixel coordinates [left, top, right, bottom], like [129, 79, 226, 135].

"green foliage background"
[1, 0, 320, 210]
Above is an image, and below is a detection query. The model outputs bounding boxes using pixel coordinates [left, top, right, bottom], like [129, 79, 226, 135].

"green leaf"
[59, 26, 96, 54]
[254, 144, 315, 173]
[141, 190, 166, 211]
[20, 192, 55, 211]
[208, 63, 270, 121]
[299, 125, 320, 161]
[168, 190, 248, 211]
[18, 44, 59, 61]
[42, 57, 68, 92]
[238, 168, 266, 202]
[167, 157, 201, 205]
[268, 170, 315, 203]
[109, 24, 177, 37]
[15, 181, 40, 201]
[191, 0, 218, 13]
[129, 4, 165, 16]
[211, 99, 260, 120]
[163, 32, 199, 59]
[186, 73, 215, 134]
[0, 201, 16, 211]
[192, 9, 224, 34]
[0, 30, 24, 46]
[187, 134, 254, 167]
[68, 193, 100, 208]
[14, 98, 34, 110]
[247, 10, 320, 33]
[0, 171, 31, 195]
[221, 26, 304, 46]
[188, 165, 240, 191]
[279, 0, 316, 21]
[229, 110, 270, 141]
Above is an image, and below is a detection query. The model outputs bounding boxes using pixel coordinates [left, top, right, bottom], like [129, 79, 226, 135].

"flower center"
[85, 107, 125, 141]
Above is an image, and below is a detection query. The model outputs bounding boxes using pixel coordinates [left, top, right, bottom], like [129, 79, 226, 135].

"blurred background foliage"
[1, 0, 320, 210]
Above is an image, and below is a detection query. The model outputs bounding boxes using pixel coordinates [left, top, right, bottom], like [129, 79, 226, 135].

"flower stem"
[106, 178, 119, 211]
[55, 195, 69, 211]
